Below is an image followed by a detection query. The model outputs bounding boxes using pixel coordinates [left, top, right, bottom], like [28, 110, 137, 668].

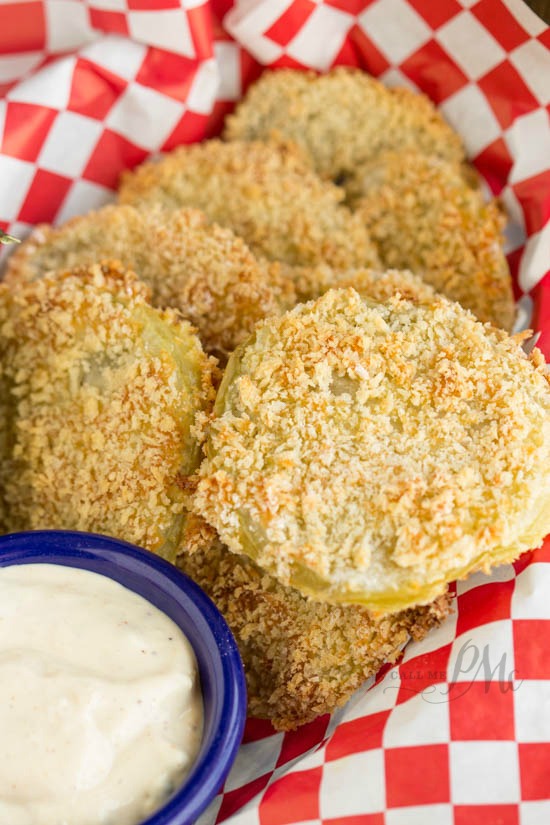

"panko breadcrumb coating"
[194, 288, 550, 612]
[5, 205, 295, 359]
[178, 540, 451, 730]
[282, 264, 438, 305]
[118, 140, 379, 270]
[0, 261, 216, 560]
[224, 68, 465, 190]
[354, 151, 515, 330]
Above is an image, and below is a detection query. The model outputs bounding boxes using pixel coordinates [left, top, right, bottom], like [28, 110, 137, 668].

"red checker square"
[530, 535, 550, 566]
[478, 61, 539, 130]
[240, 52, 264, 95]
[1, 103, 57, 163]
[448, 680, 515, 740]
[512, 171, 550, 236]
[332, 40, 361, 69]
[519, 743, 550, 800]
[18, 169, 72, 224]
[456, 580, 514, 637]
[454, 804, 519, 825]
[323, 816, 384, 825]
[473, 137, 513, 196]
[217, 773, 271, 822]
[272, 54, 311, 71]
[136, 49, 198, 103]
[162, 111, 209, 152]
[127, 0, 180, 9]
[69, 58, 127, 120]
[401, 39, 468, 105]
[276, 715, 329, 767]
[349, 25, 391, 77]
[513, 550, 536, 577]
[396, 644, 452, 704]
[538, 29, 550, 49]
[206, 100, 235, 139]
[506, 248, 523, 302]
[187, 5, 215, 61]
[326, 710, 390, 762]
[88, 8, 129, 36]
[243, 716, 277, 743]
[259, 767, 322, 825]
[385, 744, 450, 807]
[513, 620, 550, 680]
[472, 0, 530, 51]
[407, 0, 462, 29]
[326, 0, 379, 11]
[83, 129, 148, 189]
[264, 1, 316, 48]
[0, 2, 45, 53]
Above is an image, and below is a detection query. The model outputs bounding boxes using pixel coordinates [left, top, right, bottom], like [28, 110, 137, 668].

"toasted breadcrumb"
[178, 540, 451, 729]
[118, 140, 379, 270]
[194, 288, 550, 612]
[225, 67, 465, 190]
[5, 205, 295, 360]
[354, 151, 515, 330]
[0, 261, 217, 560]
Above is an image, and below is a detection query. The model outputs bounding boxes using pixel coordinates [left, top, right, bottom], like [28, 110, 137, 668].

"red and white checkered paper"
[1, 1, 549, 823]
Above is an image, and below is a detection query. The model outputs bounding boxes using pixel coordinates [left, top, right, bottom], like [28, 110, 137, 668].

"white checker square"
[358, 0, 432, 64]
[286, 5, 352, 71]
[515, 681, 550, 742]
[8, 56, 76, 110]
[502, 0, 547, 36]
[440, 83, 501, 156]
[106, 83, 183, 151]
[88, 0, 126, 9]
[186, 59, 220, 114]
[217, 806, 261, 825]
[182, 0, 210, 7]
[512, 294, 534, 336]
[45, 0, 96, 52]
[520, 800, 550, 825]
[512, 563, 550, 620]
[214, 42, 241, 100]
[456, 564, 516, 596]
[195, 793, 222, 825]
[511, 41, 550, 105]
[437, 11, 506, 80]
[518, 223, 550, 293]
[0, 101, 5, 147]
[38, 111, 103, 178]
[346, 669, 401, 721]
[82, 38, 147, 81]
[402, 606, 457, 662]
[320, 750, 385, 817]
[386, 804, 454, 825]
[448, 620, 515, 684]
[501, 187, 527, 254]
[0, 52, 43, 84]
[129, 9, 194, 58]
[0, 156, 35, 221]
[384, 691, 450, 746]
[54, 180, 114, 225]
[224, 734, 284, 792]
[507, 109, 550, 184]
[378, 66, 419, 91]
[450, 741, 520, 803]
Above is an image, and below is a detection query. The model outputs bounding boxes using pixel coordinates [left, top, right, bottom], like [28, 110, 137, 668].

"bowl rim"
[0, 529, 247, 825]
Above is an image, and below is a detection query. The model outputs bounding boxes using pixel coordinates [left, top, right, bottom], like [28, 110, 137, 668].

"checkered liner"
[1, 1, 549, 823]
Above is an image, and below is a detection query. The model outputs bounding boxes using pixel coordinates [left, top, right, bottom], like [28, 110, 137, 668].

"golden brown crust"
[194, 288, 550, 611]
[0, 261, 217, 560]
[177, 540, 452, 730]
[225, 67, 465, 188]
[118, 139, 379, 270]
[5, 205, 295, 360]
[354, 151, 515, 330]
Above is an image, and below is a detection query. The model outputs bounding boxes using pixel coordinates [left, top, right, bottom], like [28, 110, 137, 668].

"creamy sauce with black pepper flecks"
[0, 563, 203, 825]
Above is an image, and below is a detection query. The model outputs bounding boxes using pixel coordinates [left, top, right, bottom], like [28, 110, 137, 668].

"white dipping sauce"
[0, 563, 203, 825]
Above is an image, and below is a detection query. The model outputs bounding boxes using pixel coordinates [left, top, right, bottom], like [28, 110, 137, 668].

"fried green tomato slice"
[118, 140, 379, 270]
[5, 205, 295, 360]
[354, 151, 515, 331]
[0, 261, 216, 560]
[224, 67, 465, 190]
[178, 540, 451, 730]
[194, 289, 550, 613]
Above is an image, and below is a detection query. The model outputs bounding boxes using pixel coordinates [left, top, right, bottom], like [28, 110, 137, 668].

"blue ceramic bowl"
[0, 530, 247, 825]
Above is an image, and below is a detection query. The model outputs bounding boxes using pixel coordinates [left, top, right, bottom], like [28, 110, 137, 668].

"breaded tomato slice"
[5, 205, 295, 360]
[178, 540, 451, 730]
[0, 261, 216, 560]
[118, 140, 379, 270]
[225, 68, 464, 187]
[194, 289, 550, 612]
[354, 151, 515, 330]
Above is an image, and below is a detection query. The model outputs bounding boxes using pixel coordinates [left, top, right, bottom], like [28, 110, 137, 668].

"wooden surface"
[524, 0, 550, 24]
